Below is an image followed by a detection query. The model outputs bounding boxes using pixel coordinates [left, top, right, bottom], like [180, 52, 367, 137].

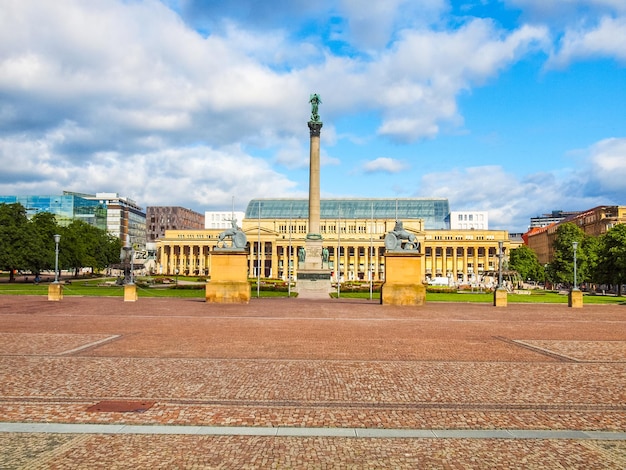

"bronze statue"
[309, 93, 321, 122]
[216, 219, 247, 250]
[384, 221, 419, 251]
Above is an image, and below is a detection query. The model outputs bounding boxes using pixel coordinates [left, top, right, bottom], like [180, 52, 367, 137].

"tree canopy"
[0, 203, 122, 280]
[594, 224, 626, 296]
[508, 245, 544, 282]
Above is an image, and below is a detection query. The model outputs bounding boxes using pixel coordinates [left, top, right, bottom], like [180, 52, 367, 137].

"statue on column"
[309, 93, 322, 122]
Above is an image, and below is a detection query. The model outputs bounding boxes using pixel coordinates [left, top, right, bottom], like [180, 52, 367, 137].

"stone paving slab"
[0, 295, 625, 468]
[1, 433, 626, 469]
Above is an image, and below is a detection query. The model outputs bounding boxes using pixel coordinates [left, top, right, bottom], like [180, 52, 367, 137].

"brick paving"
[1, 295, 625, 468]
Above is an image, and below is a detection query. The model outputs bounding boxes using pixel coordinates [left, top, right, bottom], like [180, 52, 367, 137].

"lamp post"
[572, 241, 579, 290]
[53, 234, 61, 283]
[497, 241, 503, 288]
[493, 240, 507, 307]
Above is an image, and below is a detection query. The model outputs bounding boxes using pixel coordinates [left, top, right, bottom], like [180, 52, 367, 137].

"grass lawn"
[0, 278, 624, 304]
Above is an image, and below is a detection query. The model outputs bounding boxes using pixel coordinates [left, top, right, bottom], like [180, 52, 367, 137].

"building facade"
[0, 192, 107, 230]
[529, 210, 581, 229]
[156, 198, 510, 285]
[527, 205, 626, 264]
[0, 191, 146, 250]
[89, 193, 146, 250]
[147, 206, 205, 242]
[449, 211, 489, 230]
[205, 211, 246, 229]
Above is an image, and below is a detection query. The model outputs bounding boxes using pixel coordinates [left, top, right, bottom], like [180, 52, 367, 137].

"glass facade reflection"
[0, 194, 107, 230]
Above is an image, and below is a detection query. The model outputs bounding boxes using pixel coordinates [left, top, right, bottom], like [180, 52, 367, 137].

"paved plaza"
[0, 295, 625, 468]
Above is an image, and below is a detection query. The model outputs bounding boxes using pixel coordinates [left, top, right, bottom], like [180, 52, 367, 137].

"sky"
[1, 0, 625, 233]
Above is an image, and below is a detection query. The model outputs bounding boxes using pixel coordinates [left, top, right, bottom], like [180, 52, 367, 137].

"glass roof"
[245, 198, 450, 229]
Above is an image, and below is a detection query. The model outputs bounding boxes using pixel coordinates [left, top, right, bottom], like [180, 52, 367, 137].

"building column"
[452, 246, 458, 282]
[462, 246, 469, 282]
[473, 245, 479, 283]
[161, 245, 169, 275]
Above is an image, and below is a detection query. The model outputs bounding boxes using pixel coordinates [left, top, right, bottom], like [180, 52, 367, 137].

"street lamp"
[53, 234, 61, 283]
[497, 241, 503, 288]
[572, 241, 579, 290]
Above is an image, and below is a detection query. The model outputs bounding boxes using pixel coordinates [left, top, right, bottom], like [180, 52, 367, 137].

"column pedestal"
[206, 251, 250, 303]
[381, 252, 425, 306]
[568, 288, 583, 308]
[124, 284, 138, 302]
[493, 287, 507, 307]
[47, 282, 63, 301]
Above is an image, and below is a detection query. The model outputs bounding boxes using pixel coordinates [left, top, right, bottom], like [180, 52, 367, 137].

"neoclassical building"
[156, 198, 511, 284]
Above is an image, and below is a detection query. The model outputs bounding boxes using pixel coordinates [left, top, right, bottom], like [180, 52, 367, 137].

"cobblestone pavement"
[1, 295, 625, 468]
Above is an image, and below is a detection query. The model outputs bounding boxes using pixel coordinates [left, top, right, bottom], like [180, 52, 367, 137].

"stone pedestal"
[493, 287, 508, 307]
[124, 284, 138, 302]
[568, 288, 583, 308]
[381, 252, 425, 306]
[206, 251, 250, 303]
[296, 270, 332, 299]
[47, 282, 63, 301]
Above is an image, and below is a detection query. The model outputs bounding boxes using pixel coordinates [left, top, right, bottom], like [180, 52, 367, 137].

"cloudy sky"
[1, 0, 625, 232]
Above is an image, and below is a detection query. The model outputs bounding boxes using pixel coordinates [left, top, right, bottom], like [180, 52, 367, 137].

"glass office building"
[0, 194, 107, 230]
[245, 198, 451, 230]
[0, 192, 146, 249]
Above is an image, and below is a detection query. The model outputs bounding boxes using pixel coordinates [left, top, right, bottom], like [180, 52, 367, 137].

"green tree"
[594, 224, 626, 296]
[0, 203, 30, 282]
[509, 245, 543, 282]
[23, 212, 60, 276]
[550, 223, 589, 286]
[62, 220, 122, 276]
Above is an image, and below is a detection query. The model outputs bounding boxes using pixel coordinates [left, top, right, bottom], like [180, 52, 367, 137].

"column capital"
[308, 121, 323, 137]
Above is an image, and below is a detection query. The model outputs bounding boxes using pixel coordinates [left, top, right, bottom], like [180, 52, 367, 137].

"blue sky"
[1, 0, 625, 232]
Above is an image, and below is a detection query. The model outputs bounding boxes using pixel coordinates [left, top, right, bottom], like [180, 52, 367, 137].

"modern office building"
[147, 206, 205, 242]
[0, 191, 146, 249]
[156, 198, 510, 284]
[205, 211, 245, 230]
[0, 192, 107, 230]
[529, 210, 581, 229]
[449, 211, 488, 230]
[526, 205, 626, 264]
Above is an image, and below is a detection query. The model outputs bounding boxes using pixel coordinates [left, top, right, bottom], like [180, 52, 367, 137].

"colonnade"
[156, 226, 511, 285]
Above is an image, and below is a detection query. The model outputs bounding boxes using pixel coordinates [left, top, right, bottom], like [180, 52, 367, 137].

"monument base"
[47, 282, 63, 301]
[381, 252, 425, 306]
[568, 288, 583, 308]
[296, 270, 332, 299]
[206, 281, 251, 303]
[381, 283, 426, 306]
[493, 287, 508, 307]
[206, 251, 250, 304]
[124, 284, 138, 302]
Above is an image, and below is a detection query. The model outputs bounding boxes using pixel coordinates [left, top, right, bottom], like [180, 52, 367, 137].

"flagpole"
[288, 202, 292, 298]
[370, 201, 373, 301]
[257, 200, 261, 298]
[337, 205, 341, 299]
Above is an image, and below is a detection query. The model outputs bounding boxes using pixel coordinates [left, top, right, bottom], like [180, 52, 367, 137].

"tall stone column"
[307, 121, 322, 238]
[303, 120, 323, 270]
[297, 94, 332, 298]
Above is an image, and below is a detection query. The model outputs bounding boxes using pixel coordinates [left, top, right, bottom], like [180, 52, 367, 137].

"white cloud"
[368, 21, 549, 141]
[417, 164, 609, 231]
[581, 138, 626, 197]
[549, 16, 626, 66]
[363, 157, 408, 174]
[338, 0, 448, 51]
